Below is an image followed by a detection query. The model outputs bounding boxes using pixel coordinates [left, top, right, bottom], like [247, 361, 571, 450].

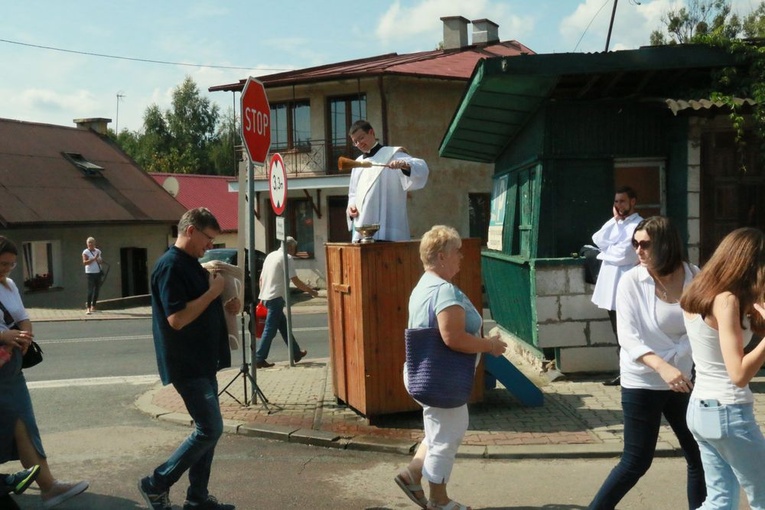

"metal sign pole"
[248, 160, 258, 402]
[281, 208, 295, 367]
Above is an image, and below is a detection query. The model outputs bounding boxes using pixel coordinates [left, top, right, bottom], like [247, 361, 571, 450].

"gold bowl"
[354, 223, 380, 243]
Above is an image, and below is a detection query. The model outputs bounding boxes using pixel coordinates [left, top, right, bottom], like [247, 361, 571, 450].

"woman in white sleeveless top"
[681, 227, 765, 510]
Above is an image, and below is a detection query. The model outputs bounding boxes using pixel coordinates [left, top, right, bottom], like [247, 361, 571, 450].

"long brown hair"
[680, 227, 765, 334]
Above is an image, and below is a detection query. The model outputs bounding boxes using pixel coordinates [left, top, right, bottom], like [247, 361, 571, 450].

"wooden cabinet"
[325, 239, 484, 418]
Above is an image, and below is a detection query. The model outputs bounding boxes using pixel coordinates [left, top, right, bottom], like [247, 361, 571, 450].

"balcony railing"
[235, 139, 358, 179]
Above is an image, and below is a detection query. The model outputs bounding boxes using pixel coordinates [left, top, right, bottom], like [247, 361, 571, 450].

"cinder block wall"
[534, 264, 618, 372]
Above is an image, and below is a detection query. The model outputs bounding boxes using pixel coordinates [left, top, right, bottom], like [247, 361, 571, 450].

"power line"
[573, 0, 613, 52]
[0, 37, 289, 72]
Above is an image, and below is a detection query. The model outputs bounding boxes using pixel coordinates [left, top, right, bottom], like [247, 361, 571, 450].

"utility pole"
[116, 92, 125, 134]
[605, 0, 619, 52]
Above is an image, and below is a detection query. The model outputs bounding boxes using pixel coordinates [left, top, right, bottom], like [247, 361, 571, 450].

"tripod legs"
[217, 312, 272, 412]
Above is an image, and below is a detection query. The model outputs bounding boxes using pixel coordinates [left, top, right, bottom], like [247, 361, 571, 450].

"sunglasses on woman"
[631, 240, 651, 250]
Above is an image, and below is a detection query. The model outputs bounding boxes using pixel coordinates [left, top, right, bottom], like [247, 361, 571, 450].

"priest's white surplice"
[346, 146, 428, 242]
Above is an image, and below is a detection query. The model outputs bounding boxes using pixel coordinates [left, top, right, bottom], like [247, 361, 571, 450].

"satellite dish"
[162, 176, 180, 197]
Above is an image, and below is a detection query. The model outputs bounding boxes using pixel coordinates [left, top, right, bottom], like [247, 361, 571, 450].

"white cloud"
[558, 0, 691, 52]
[375, 0, 534, 49]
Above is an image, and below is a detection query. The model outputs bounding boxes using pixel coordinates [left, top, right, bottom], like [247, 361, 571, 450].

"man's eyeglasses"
[350, 132, 369, 146]
[195, 228, 215, 243]
[0, 262, 17, 270]
[631, 240, 651, 250]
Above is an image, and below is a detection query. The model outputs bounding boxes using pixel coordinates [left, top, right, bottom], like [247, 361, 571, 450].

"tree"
[208, 109, 241, 176]
[112, 76, 239, 176]
[162, 76, 220, 174]
[648, 1, 765, 167]
[742, 2, 765, 37]
[649, 0, 742, 45]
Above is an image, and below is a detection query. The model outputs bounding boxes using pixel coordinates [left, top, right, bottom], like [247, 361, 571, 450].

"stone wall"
[534, 262, 618, 373]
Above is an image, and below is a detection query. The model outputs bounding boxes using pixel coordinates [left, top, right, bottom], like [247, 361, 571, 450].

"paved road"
[28, 314, 330, 381]
[6, 315, 700, 509]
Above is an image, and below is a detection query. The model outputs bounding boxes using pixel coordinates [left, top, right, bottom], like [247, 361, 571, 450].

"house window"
[288, 199, 315, 258]
[614, 158, 665, 218]
[270, 100, 311, 152]
[21, 240, 61, 291]
[327, 94, 366, 172]
[468, 193, 491, 245]
[62, 152, 104, 177]
[264, 199, 316, 258]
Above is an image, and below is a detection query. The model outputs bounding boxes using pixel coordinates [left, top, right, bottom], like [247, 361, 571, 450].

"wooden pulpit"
[325, 238, 484, 418]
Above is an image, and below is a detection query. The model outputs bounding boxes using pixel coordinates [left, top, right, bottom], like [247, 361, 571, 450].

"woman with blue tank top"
[681, 227, 765, 510]
[394, 225, 507, 510]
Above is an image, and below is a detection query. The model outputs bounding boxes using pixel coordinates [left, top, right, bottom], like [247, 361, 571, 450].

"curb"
[134, 391, 687, 460]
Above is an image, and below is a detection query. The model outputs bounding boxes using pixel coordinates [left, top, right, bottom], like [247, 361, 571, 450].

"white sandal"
[394, 467, 427, 509]
[427, 499, 471, 510]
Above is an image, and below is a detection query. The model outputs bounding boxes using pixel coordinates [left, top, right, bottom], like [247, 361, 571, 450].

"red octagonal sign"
[240, 77, 271, 165]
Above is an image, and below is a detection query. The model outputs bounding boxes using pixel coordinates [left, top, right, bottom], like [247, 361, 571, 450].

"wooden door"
[327, 196, 351, 242]
[700, 131, 765, 263]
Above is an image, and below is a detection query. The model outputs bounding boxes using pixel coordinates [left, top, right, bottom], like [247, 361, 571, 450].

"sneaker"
[85, 310, 91, 315]
[294, 349, 308, 363]
[183, 495, 235, 510]
[4, 464, 40, 494]
[41, 480, 89, 509]
[255, 360, 274, 368]
[137, 476, 171, 510]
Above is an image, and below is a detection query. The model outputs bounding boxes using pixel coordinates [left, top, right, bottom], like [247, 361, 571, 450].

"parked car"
[198, 248, 265, 306]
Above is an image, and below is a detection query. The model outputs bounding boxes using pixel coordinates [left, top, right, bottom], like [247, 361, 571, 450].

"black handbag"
[0, 299, 43, 368]
[21, 339, 43, 368]
[579, 245, 602, 285]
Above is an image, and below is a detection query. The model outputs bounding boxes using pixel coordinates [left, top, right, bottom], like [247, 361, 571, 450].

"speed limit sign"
[268, 153, 287, 216]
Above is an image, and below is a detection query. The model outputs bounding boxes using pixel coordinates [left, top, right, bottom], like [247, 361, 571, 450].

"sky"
[0, 0, 760, 133]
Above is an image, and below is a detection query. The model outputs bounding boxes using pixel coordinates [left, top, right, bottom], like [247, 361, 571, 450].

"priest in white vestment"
[591, 186, 642, 385]
[346, 120, 429, 242]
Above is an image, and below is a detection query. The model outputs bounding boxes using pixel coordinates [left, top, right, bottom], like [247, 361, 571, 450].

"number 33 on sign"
[268, 153, 288, 216]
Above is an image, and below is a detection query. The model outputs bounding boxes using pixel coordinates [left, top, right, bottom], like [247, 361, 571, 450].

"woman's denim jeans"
[687, 398, 765, 510]
[152, 376, 223, 503]
[589, 387, 705, 510]
[86, 272, 101, 308]
[255, 297, 302, 362]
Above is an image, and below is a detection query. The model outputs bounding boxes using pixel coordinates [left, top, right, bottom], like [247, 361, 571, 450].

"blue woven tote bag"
[404, 287, 476, 408]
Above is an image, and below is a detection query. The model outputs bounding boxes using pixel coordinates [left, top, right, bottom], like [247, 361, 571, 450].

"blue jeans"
[687, 398, 765, 509]
[151, 376, 222, 503]
[589, 388, 705, 510]
[254, 297, 302, 362]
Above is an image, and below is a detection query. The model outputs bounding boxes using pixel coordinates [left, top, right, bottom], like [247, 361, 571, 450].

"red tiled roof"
[0, 118, 186, 227]
[209, 41, 534, 92]
[150, 173, 238, 232]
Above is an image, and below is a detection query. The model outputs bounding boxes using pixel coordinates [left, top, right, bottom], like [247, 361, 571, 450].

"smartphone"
[700, 399, 720, 408]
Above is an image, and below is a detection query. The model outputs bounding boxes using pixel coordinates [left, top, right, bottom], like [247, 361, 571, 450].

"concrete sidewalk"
[26, 303, 765, 460]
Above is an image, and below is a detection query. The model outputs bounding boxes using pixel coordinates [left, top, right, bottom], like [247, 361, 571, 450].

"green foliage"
[650, 0, 741, 45]
[651, 1, 765, 170]
[208, 109, 240, 176]
[743, 3, 765, 37]
[110, 76, 240, 176]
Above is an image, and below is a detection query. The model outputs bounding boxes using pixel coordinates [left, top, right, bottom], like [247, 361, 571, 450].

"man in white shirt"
[346, 120, 429, 242]
[254, 237, 318, 368]
[591, 186, 642, 385]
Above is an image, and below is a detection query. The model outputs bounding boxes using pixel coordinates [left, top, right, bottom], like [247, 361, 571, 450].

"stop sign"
[240, 77, 271, 165]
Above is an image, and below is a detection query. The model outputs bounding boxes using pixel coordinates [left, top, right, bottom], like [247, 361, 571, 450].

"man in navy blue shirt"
[139, 208, 239, 510]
